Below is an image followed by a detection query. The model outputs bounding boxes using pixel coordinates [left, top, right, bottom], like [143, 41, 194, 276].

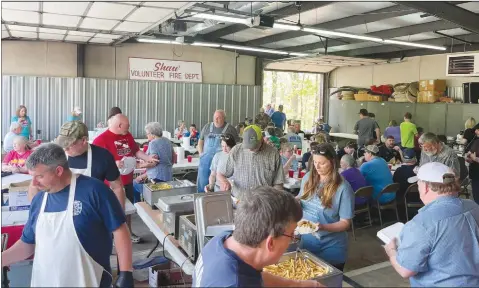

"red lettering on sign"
[155, 62, 179, 72]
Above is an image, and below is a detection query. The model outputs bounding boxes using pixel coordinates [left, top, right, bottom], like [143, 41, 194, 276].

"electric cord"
[161, 232, 192, 285]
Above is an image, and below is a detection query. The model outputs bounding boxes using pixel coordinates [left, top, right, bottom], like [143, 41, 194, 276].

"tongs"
[294, 248, 310, 272]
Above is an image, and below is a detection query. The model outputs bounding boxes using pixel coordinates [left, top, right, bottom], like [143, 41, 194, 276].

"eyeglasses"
[282, 233, 301, 243]
[312, 146, 330, 156]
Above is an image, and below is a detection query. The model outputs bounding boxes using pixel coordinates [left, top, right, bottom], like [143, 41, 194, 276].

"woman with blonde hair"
[2, 136, 32, 173]
[11, 105, 32, 140]
[298, 143, 354, 271]
[463, 117, 477, 145]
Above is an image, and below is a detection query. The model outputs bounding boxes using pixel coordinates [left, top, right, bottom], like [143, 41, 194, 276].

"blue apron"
[197, 123, 230, 192]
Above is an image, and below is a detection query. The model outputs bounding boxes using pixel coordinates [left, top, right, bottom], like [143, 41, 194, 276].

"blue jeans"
[133, 178, 164, 203]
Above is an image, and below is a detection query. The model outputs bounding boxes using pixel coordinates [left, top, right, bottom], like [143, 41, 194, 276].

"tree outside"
[263, 71, 322, 132]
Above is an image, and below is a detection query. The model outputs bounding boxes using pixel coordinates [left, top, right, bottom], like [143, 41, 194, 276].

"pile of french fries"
[264, 257, 327, 280]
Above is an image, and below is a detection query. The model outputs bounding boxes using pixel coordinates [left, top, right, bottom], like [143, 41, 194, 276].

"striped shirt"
[219, 142, 284, 198]
[419, 143, 460, 176]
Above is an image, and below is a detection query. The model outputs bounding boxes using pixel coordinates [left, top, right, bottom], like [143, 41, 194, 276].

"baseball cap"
[73, 106, 82, 114]
[402, 148, 416, 162]
[55, 121, 88, 148]
[408, 162, 455, 183]
[365, 144, 379, 154]
[358, 108, 368, 115]
[242, 125, 262, 150]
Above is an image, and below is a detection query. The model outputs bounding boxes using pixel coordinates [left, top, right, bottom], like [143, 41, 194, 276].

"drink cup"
[187, 155, 192, 163]
[297, 149, 302, 155]
[288, 170, 294, 178]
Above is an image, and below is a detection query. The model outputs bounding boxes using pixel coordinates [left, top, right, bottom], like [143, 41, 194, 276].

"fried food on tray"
[147, 183, 173, 190]
[295, 220, 318, 234]
[264, 257, 327, 280]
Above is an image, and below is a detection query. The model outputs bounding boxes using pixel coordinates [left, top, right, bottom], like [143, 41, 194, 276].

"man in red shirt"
[94, 114, 158, 243]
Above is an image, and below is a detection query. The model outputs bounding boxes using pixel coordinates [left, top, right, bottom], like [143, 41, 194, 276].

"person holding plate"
[297, 143, 355, 271]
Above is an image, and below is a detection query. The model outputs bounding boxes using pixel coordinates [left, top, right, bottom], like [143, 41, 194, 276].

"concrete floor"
[118, 206, 413, 287]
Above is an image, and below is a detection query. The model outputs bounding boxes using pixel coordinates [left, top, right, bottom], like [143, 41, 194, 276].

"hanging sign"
[128, 57, 203, 83]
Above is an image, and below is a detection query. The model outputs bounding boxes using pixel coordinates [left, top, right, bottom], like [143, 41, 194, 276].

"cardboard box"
[418, 91, 444, 103]
[419, 79, 446, 92]
[8, 180, 31, 211]
[149, 262, 192, 287]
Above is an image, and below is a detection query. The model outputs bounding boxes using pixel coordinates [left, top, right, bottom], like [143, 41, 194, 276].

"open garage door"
[264, 55, 391, 73]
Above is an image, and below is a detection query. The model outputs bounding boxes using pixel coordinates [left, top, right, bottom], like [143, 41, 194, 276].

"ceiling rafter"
[399, 2, 479, 35]
[243, 4, 414, 47]
[333, 33, 479, 57]
[201, 1, 334, 40]
[3, 20, 131, 36]
[283, 20, 459, 52]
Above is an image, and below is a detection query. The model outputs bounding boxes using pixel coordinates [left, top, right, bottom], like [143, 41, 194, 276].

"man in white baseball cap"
[384, 162, 479, 287]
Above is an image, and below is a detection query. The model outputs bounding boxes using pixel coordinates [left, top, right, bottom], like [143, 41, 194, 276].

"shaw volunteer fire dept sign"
[128, 57, 203, 83]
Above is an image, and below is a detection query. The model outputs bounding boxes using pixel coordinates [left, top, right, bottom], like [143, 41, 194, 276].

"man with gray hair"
[418, 132, 460, 175]
[193, 186, 321, 287]
[3, 122, 23, 153]
[1, 143, 134, 287]
[385, 162, 479, 286]
[197, 110, 239, 192]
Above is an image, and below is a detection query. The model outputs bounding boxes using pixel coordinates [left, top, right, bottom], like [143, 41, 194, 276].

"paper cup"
[187, 155, 192, 163]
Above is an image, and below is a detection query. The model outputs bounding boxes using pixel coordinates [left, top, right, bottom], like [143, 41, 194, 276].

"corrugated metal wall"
[2, 76, 261, 141]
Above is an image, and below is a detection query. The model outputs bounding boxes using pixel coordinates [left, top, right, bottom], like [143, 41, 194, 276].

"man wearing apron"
[197, 110, 240, 192]
[1, 143, 133, 287]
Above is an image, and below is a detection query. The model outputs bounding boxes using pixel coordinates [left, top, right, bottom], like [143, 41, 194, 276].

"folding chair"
[403, 183, 423, 222]
[375, 183, 400, 227]
[351, 186, 374, 240]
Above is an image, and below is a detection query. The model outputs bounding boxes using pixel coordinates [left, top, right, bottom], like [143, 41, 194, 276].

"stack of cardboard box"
[418, 79, 446, 103]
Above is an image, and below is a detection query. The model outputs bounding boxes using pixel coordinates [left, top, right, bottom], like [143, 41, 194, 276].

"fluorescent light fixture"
[195, 13, 249, 25]
[289, 52, 309, 57]
[302, 27, 383, 42]
[192, 42, 221, 47]
[383, 39, 447, 51]
[137, 38, 176, 44]
[222, 45, 289, 55]
[273, 23, 301, 31]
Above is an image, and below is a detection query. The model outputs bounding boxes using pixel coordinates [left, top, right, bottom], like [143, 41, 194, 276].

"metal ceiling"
[2, 1, 479, 59]
[157, 1, 479, 59]
[1, 1, 195, 45]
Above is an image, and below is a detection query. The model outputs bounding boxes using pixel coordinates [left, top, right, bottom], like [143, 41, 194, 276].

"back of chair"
[355, 186, 374, 198]
[404, 183, 419, 199]
[378, 183, 400, 196]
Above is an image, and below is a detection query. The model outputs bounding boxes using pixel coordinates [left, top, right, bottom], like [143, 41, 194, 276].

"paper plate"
[295, 220, 317, 235]
[119, 156, 136, 175]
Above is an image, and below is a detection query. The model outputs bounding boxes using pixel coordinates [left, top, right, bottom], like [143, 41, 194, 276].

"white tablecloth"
[283, 177, 301, 190]
[173, 158, 200, 170]
[2, 174, 33, 189]
[329, 133, 358, 140]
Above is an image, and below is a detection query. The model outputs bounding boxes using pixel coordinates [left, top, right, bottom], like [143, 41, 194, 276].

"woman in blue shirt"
[67, 106, 82, 122]
[133, 122, 173, 202]
[11, 105, 32, 140]
[298, 143, 355, 271]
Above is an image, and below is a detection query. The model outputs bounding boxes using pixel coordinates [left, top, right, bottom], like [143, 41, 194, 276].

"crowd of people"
[1, 101, 478, 287]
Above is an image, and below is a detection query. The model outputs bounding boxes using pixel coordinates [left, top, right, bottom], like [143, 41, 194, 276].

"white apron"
[30, 174, 106, 287]
[68, 144, 92, 176]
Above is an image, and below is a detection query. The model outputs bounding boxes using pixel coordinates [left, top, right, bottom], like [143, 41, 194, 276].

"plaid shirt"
[219, 142, 284, 198]
[420, 143, 460, 176]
